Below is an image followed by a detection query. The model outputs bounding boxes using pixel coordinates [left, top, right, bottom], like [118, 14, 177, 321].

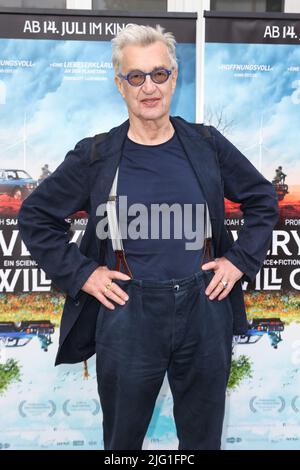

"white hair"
[111, 24, 178, 74]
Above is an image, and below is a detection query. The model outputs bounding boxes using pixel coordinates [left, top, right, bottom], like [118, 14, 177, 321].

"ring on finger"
[104, 280, 113, 294]
[220, 279, 228, 288]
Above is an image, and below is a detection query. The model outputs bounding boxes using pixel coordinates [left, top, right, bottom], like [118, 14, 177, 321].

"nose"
[141, 74, 157, 93]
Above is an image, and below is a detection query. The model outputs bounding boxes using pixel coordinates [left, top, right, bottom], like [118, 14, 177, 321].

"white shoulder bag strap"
[106, 166, 133, 277]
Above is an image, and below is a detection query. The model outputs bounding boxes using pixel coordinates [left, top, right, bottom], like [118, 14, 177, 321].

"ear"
[115, 75, 125, 99]
[171, 67, 178, 94]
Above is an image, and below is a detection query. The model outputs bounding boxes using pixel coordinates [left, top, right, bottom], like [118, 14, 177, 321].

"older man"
[18, 24, 278, 450]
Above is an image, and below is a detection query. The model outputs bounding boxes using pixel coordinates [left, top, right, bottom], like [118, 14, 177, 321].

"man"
[18, 24, 279, 450]
[274, 165, 287, 184]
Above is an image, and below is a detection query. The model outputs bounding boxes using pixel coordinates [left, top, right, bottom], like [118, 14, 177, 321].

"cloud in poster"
[204, 43, 300, 184]
[0, 39, 195, 178]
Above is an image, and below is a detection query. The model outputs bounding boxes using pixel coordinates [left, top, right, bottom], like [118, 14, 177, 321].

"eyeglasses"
[118, 67, 173, 87]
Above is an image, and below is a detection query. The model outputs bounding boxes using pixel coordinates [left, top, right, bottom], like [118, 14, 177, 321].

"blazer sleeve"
[209, 126, 279, 283]
[17, 138, 99, 300]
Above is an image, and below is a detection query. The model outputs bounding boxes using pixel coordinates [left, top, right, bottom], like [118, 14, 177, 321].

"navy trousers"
[95, 269, 233, 450]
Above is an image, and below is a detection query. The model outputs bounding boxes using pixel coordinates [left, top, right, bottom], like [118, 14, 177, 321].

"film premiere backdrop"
[0, 7, 196, 450]
[0, 5, 299, 451]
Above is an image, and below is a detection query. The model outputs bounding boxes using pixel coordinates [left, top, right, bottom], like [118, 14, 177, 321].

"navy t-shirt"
[104, 132, 207, 280]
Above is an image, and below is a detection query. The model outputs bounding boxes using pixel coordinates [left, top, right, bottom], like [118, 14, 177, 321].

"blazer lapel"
[170, 116, 224, 244]
[88, 119, 129, 210]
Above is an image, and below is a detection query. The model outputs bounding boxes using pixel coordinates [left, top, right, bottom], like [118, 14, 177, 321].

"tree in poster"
[0, 358, 21, 395]
[227, 355, 253, 392]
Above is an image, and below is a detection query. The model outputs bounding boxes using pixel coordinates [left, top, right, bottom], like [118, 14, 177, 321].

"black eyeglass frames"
[118, 67, 173, 87]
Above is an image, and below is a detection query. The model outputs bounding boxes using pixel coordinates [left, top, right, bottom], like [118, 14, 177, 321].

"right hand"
[81, 265, 131, 310]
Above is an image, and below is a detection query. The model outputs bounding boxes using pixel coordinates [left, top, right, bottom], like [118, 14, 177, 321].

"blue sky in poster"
[204, 43, 300, 184]
[0, 39, 195, 179]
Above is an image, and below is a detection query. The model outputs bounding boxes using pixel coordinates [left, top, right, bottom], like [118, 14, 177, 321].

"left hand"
[202, 257, 244, 301]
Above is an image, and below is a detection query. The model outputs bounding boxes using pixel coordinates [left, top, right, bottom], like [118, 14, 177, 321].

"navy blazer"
[18, 116, 279, 366]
